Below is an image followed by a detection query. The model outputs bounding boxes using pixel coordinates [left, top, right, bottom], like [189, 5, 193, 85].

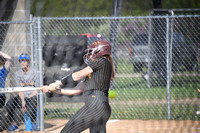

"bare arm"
[52, 89, 83, 95]
[72, 66, 93, 81]
[4, 60, 11, 70]
[28, 90, 38, 98]
[0, 51, 11, 60]
[0, 51, 11, 70]
[41, 81, 86, 95]
[54, 80, 85, 95]
[41, 86, 84, 95]
[19, 92, 26, 112]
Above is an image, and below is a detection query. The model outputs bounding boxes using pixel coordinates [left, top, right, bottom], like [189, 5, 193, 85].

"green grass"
[115, 59, 133, 74]
[109, 73, 200, 120]
[113, 76, 199, 100]
[110, 104, 200, 120]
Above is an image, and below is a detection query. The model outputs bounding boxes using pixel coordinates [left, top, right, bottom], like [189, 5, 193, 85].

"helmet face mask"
[83, 48, 94, 65]
[83, 40, 111, 65]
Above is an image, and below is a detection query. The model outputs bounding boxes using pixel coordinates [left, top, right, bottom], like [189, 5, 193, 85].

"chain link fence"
[0, 20, 43, 131]
[41, 15, 200, 121]
[0, 13, 199, 131]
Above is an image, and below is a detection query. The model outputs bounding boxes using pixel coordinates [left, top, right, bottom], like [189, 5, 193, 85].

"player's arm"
[72, 66, 93, 81]
[42, 86, 84, 95]
[57, 88, 83, 95]
[43, 66, 92, 92]
[0, 51, 12, 70]
[41, 81, 85, 95]
[28, 89, 38, 98]
[4, 60, 11, 70]
[61, 66, 93, 85]
[19, 92, 26, 112]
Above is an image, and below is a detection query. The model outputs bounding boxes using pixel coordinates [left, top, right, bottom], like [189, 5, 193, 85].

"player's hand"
[22, 101, 26, 112]
[41, 85, 49, 93]
[0, 51, 11, 60]
[48, 81, 61, 91]
[22, 106, 26, 112]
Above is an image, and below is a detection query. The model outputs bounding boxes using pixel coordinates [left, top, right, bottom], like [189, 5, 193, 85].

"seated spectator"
[6, 53, 39, 131]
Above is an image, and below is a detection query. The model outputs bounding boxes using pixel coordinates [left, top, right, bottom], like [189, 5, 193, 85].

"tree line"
[31, 0, 200, 17]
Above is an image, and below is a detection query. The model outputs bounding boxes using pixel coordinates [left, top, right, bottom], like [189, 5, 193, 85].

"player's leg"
[5, 96, 22, 122]
[89, 102, 111, 133]
[90, 123, 106, 133]
[25, 96, 37, 131]
[0, 94, 6, 108]
[5, 96, 22, 131]
[0, 109, 11, 131]
[60, 104, 90, 133]
[0, 94, 11, 131]
[61, 92, 111, 133]
[25, 96, 37, 122]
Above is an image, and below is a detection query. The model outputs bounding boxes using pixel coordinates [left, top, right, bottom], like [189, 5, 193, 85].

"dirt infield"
[2, 119, 199, 133]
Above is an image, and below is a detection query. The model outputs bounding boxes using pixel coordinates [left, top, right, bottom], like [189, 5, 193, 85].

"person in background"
[0, 51, 11, 108]
[6, 53, 39, 131]
[42, 40, 115, 133]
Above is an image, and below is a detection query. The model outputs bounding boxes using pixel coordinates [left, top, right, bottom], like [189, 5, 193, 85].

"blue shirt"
[0, 66, 9, 95]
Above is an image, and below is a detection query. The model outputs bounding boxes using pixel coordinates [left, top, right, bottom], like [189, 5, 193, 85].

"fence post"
[30, 15, 34, 67]
[37, 17, 44, 131]
[166, 15, 171, 120]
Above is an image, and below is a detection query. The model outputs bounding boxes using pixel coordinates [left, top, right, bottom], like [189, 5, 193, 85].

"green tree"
[31, 0, 112, 17]
[31, 0, 200, 17]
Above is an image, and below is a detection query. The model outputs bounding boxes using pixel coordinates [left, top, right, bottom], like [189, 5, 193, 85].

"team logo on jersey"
[20, 81, 34, 87]
[88, 73, 91, 79]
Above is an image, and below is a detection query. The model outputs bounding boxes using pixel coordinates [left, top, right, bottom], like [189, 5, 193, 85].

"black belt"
[83, 89, 108, 97]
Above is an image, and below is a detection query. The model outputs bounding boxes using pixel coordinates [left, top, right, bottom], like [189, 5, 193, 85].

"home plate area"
[2, 119, 198, 133]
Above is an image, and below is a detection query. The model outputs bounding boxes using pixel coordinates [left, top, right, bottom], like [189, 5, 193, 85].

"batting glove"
[48, 81, 61, 91]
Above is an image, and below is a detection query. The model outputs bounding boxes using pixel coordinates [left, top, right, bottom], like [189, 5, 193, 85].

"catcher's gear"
[18, 53, 30, 62]
[83, 40, 111, 65]
[48, 81, 61, 91]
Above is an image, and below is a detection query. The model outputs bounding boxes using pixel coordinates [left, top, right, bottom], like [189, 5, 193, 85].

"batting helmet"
[83, 40, 111, 65]
[18, 53, 30, 62]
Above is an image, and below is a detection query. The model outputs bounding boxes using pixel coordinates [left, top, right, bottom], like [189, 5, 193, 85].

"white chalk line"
[107, 119, 120, 124]
[146, 127, 200, 130]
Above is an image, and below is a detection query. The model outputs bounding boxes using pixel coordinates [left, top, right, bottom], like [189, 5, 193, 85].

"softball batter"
[42, 40, 115, 133]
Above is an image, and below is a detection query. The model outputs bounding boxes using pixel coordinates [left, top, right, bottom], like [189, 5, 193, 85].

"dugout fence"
[0, 13, 199, 131]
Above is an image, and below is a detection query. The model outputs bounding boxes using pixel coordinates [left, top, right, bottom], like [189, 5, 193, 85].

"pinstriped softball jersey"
[86, 57, 112, 93]
[61, 57, 112, 133]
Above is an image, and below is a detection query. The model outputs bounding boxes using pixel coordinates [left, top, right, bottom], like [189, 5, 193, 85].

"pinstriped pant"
[61, 90, 111, 133]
